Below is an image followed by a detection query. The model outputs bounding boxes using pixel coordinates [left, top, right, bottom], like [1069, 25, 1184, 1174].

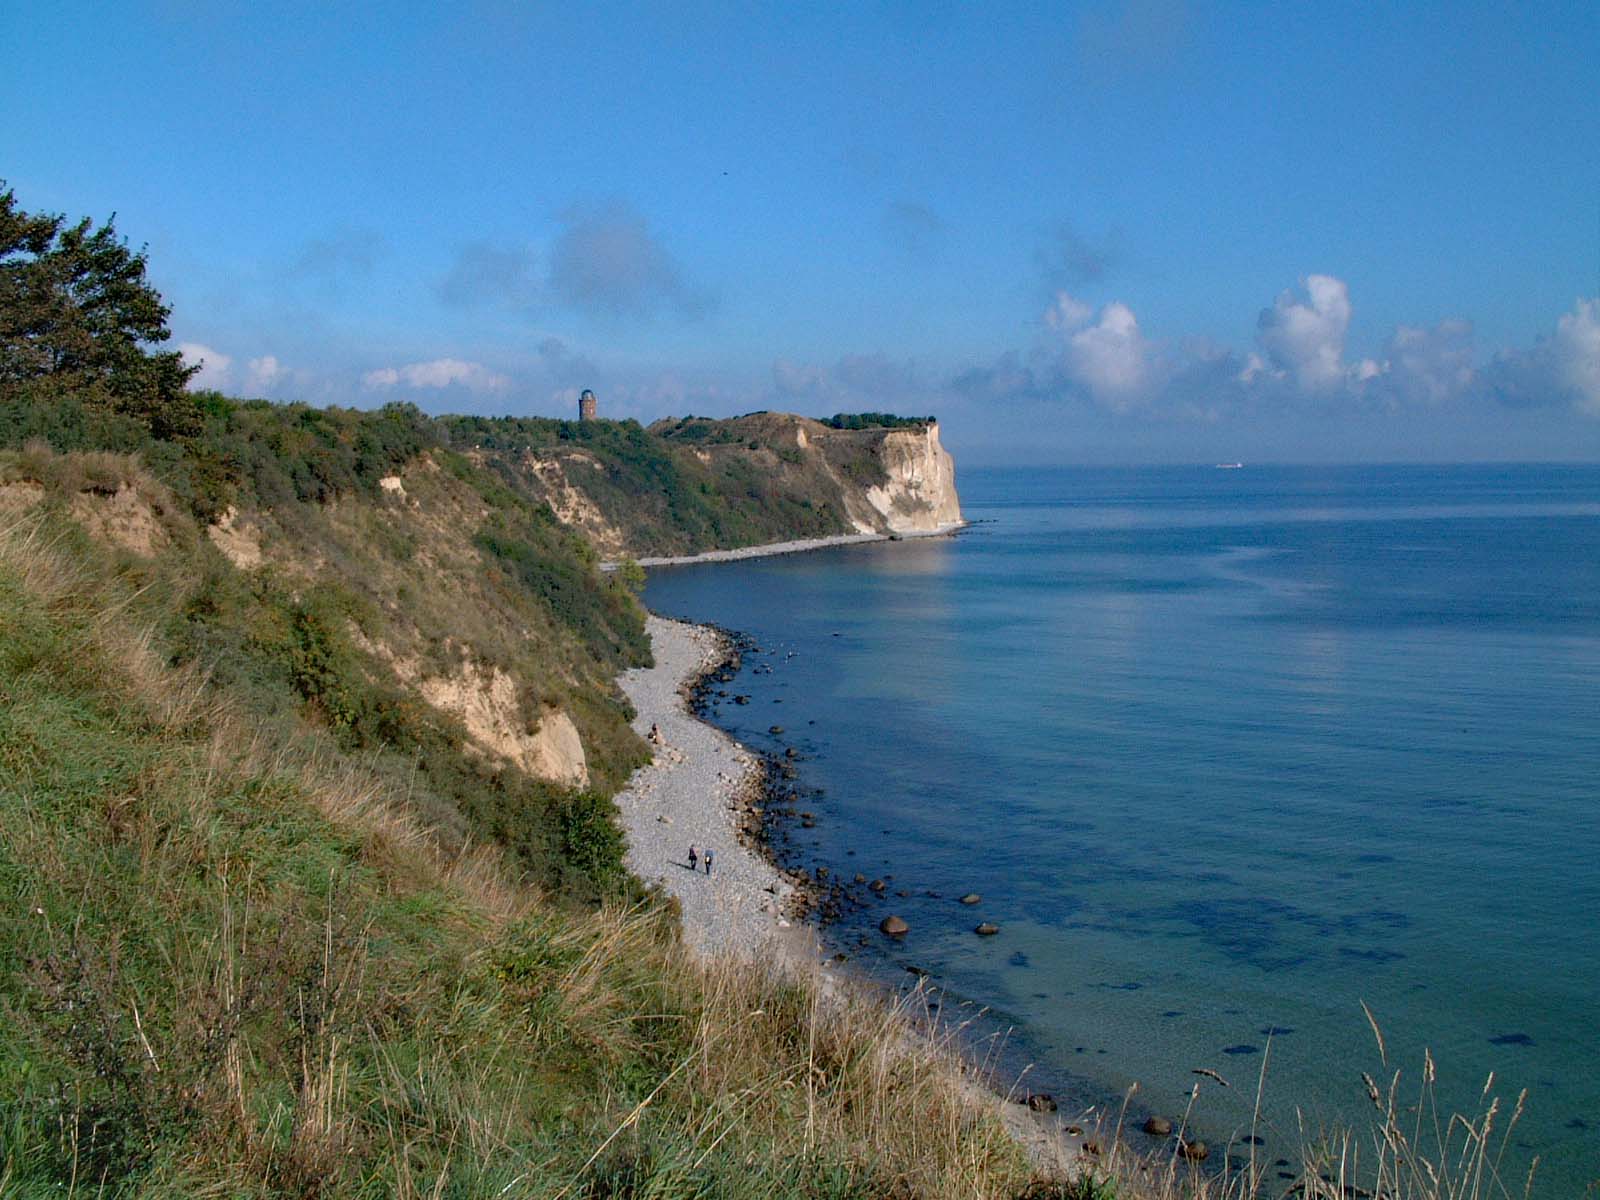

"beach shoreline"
[611, 613, 1093, 1178]
[601, 521, 965, 572]
[612, 616, 819, 964]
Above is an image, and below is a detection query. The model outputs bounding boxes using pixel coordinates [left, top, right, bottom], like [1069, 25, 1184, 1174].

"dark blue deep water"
[643, 465, 1600, 1192]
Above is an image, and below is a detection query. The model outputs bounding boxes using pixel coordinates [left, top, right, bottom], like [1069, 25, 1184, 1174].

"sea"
[642, 464, 1600, 1194]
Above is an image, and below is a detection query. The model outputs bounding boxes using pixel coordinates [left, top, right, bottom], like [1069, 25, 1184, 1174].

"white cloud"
[179, 344, 305, 396]
[1045, 292, 1157, 409]
[1255, 274, 1353, 392]
[361, 358, 511, 392]
[1555, 298, 1600, 414]
[246, 355, 285, 390]
[1485, 297, 1600, 415]
[1236, 351, 1272, 385]
[1044, 291, 1094, 332]
[178, 342, 232, 389]
[1370, 319, 1476, 405]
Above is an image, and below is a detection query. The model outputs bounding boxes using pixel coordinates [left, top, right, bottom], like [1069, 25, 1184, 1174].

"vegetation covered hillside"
[0, 499, 1039, 1197]
[0, 183, 1040, 1199]
[439, 407, 957, 560]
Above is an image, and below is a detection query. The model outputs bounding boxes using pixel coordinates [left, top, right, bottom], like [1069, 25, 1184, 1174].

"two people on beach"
[687, 845, 714, 875]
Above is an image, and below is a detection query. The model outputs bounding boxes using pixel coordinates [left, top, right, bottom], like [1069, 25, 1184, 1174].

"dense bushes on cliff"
[822, 411, 935, 430]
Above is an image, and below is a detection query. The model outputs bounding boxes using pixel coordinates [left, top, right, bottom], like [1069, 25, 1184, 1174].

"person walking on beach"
[705, 847, 714, 876]
[688, 844, 697, 872]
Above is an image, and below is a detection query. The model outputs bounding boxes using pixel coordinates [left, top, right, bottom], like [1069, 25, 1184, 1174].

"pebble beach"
[612, 615, 808, 960]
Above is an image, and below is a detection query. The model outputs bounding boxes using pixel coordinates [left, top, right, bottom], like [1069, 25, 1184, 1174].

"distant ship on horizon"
[1215, 462, 1244, 469]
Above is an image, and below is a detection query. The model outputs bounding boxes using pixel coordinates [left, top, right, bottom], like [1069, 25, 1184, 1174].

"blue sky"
[5, 1, 1598, 464]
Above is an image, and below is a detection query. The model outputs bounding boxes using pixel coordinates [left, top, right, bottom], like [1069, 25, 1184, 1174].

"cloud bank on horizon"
[950, 277, 1600, 421]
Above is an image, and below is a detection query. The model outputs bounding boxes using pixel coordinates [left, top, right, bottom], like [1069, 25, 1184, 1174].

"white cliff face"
[855, 422, 963, 534]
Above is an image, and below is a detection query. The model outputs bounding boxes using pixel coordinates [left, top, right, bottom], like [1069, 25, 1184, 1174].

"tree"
[0, 184, 200, 439]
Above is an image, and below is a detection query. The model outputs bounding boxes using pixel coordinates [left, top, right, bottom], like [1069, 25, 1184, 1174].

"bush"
[559, 791, 629, 891]
[823, 411, 934, 430]
[475, 514, 650, 669]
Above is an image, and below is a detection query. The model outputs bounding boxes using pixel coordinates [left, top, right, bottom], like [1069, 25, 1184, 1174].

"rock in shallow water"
[1143, 1116, 1172, 1136]
[880, 915, 909, 936]
[974, 922, 1000, 936]
[959, 893, 982, 905]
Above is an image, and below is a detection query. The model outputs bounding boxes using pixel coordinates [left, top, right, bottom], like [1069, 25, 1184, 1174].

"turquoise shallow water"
[643, 464, 1600, 1193]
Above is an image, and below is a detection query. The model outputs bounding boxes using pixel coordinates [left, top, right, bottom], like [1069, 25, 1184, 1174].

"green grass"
[0, 516, 1040, 1198]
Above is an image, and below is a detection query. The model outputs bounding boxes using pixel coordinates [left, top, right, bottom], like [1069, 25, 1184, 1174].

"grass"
[0, 509, 1036, 1197]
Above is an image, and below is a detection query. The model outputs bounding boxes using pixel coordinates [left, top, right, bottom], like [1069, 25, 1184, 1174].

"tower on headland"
[578, 388, 597, 421]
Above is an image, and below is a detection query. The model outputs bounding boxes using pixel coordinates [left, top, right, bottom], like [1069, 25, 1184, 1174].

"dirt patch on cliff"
[420, 662, 589, 788]
[523, 452, 627, 558]
[69, 483, 171, 556]
[206, 506, 264, 569]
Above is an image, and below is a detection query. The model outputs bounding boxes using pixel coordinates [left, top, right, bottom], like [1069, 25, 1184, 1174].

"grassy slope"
[0, 465, 1038, 1199]
[0, 429, 648, 901]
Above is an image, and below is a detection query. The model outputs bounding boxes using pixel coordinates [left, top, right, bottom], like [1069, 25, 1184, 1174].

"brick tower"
[578, 388, 597, 421]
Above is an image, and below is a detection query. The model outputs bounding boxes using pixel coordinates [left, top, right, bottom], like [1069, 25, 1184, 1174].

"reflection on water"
[645, 465, 1600, 1193]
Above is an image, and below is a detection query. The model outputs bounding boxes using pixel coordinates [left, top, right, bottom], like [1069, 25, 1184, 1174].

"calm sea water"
[643, 465, 1600, 1193]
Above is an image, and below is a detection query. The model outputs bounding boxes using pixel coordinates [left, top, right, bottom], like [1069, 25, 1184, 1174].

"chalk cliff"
[842, 422, 963, 535]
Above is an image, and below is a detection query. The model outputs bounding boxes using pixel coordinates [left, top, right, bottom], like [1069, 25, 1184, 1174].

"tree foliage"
[822, 411, 934, 430]
[0, 183, 199, 438]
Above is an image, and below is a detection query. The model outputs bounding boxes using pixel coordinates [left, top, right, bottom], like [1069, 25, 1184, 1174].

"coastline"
[612, 615, 815, 962]
[612, 613, 1092, 1179]
[601, 520, 965, 571]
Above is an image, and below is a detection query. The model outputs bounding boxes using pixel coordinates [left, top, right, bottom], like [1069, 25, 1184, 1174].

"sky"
[4, 1, 1598, 465]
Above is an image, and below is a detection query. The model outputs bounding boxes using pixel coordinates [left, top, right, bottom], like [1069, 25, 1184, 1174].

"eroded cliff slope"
[443, 410, 963, 557]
